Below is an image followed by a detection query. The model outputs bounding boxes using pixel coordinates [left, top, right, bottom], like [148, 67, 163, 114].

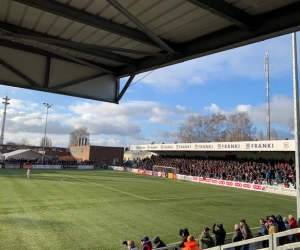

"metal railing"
[200, 228, 300, 250]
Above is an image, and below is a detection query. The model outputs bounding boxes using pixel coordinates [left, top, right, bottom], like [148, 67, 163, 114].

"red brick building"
[70, 145, 124, 165]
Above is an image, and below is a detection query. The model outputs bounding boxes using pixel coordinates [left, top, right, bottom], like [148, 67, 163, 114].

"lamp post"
[42, 103, 52, 163]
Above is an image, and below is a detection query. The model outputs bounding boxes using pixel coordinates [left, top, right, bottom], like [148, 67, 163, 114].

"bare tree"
[40, 137, 52, 147]
[225, 112, 256, 141]
[69, 126, 90, 146]
[206, 112, 227, 142]
[176, 114, 208, 143]
[19, 138, 31, 148]
[5, 141, 18, 145]
[176, 111, 256, 143]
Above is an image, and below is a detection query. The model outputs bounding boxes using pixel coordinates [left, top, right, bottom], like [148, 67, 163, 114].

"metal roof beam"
[116, 1, 300, 77]
[186, 0, 256, 30]
[107, 0, 176, 55]
[0, 38, 115, 72]
[117, 74, 135, 101]
[1, 33, 168, 57]
[49, 73, 107, 90]
[44, 56, 51, 88]
[0, 58, 39, 87]
[0, 22, 135, 66]
[14, 0, 165, 48]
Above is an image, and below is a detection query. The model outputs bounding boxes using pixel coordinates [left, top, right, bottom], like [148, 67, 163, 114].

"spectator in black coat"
[178, 228, 190, 248]
[152, 235, 166, 248]
[212, 223, 226, 246]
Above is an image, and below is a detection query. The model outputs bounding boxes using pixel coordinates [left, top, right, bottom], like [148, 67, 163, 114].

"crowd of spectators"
[3, 158, 94, 167]
[124, 214, 299, 249]
[136, 155, 296, 186]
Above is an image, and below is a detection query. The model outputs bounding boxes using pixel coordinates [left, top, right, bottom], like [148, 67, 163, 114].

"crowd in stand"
[124, 215, 300, 250]
[136, 155, 296, 186]
[3, 158, 94, 167]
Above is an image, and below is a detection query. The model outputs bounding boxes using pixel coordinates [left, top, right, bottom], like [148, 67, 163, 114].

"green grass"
[0, 169, 296, 250]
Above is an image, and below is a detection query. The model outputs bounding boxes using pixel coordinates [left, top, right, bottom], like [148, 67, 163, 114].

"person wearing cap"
[152, 235, 166, 248]
[212, 223, 226, 246]
[239, 219, 253, 250]
[182, 235, 201, 250]
[198, 227, 215, 249]
[140, 236, 152, 250]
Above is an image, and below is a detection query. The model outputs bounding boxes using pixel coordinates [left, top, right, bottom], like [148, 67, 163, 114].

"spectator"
[124, 240, 138, 250]
[232, 224, 243, 250]
[288, 214, 299, 242]
[27, 168, 30, 179]
[239, 219, 253, 250]
[212, 223, 226, 246]
[178, 228, 190, 248]
[198, 227, 215, 249]
[266, 218, 278, 235]
[152, 235, 166, 248]
[283, 217, 292, 243]
[140, 236, 152, 250]
[276, 215, 286, 245]
[182, 235, 201, 250]
[258, 219, 268, 248]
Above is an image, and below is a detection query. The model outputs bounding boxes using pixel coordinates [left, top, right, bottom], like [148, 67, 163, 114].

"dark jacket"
[232, 229, 243, 243]
[153, 236, 166, 248]
[212, 225, 226, 245]
[232, 229, 243, 250]
[259, 223, 268, 236]
[178, 228, 190, 248]
[198, 231, 215, 249]
[155, 241, 166, 248]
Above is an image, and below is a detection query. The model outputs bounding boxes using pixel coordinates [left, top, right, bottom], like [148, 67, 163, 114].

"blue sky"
[0, 32, 299, 148]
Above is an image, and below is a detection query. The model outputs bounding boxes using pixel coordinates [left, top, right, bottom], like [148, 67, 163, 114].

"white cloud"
[124, 34, 295, 92]
[204, 94, 293, 129]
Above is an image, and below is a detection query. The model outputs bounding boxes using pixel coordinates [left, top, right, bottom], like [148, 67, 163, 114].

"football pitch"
[0, 169, 296, 250]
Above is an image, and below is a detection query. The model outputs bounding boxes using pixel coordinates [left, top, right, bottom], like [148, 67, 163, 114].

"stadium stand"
[136, 155, 296, 187]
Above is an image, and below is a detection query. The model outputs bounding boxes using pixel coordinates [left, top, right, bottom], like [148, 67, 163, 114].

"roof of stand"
[0, 0, 300, 103]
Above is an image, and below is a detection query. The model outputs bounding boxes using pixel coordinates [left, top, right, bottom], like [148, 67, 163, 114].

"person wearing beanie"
[140, 236, 152, 250]
[212, 223, 226, 246]
[152, 235, 166, 248]
[198, 227, 215, 249]
[182, 235, 201, 250]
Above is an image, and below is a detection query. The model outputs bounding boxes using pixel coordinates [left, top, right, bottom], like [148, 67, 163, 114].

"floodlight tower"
[265, 52, 271, 140]
[42, 103, 52, 163]
[0, 96, 10, 145]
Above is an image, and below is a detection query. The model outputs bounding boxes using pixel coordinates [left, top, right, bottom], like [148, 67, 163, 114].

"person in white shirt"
[27, 169, 30, 179]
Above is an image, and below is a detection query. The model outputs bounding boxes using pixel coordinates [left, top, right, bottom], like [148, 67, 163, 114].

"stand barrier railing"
[155, 228, 300, 250]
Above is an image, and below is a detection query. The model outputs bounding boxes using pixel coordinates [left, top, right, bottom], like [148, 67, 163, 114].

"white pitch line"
[61, 174, 150, 200]
[150, 193, 237, 201]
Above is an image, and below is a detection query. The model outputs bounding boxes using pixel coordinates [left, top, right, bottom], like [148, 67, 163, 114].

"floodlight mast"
[292, 33, 300, 224]
[42, 103, 52, 163]
[265, 52, 271, 140]
[0, 96, 10, 145]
